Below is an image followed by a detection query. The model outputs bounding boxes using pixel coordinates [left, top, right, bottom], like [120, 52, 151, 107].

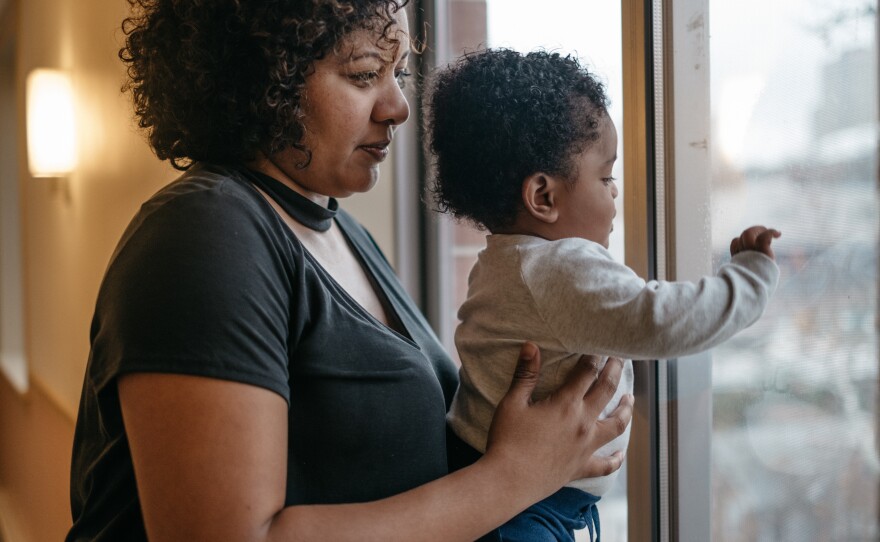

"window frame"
[656, 0, 714, 540]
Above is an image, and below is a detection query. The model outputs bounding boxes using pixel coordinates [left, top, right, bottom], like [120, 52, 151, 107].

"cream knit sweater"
[448, 234, 779, 495]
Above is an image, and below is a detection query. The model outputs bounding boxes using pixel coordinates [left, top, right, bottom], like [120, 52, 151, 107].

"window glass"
[708, 1, 878, 540]
[441, 2, 626, 540]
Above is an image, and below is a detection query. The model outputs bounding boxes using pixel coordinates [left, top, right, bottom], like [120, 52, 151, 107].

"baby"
[425, 49, 780, 542]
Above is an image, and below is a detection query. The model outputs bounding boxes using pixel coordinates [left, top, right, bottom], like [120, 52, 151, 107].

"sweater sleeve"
[519, 239, 779, 360]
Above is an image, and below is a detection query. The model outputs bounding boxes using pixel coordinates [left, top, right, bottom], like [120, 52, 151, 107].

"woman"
[65, 1, 633, 540]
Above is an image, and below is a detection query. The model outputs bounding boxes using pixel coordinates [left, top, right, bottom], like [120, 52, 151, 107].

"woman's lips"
[359, 142, 390, 161]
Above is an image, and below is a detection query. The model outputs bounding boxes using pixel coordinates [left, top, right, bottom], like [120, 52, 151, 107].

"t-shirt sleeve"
[88, 180, 294, 402]
[520, 239, 779, 360]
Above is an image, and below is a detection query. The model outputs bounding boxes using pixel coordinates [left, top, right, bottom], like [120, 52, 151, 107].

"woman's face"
[270, 9, 411, 199]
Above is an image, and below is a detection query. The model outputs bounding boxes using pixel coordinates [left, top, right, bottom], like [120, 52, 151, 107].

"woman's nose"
[373, 78, 410, 126]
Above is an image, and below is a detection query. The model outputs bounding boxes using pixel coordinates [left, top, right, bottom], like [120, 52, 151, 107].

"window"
[413, 0, 879, 539]
[664, 0, 879, 539]
[706, 1, 878, 540]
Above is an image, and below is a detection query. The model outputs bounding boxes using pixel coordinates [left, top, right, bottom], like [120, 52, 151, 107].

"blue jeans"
[498, 487, 601, 542]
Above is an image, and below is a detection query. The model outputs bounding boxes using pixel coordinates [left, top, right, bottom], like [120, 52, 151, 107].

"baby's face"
[553, 118, 619, 248]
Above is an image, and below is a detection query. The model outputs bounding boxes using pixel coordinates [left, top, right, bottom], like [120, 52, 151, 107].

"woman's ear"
[521, 173, 560, 224]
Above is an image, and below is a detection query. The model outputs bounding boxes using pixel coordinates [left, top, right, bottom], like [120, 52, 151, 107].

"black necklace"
[242, 167, 338, 232]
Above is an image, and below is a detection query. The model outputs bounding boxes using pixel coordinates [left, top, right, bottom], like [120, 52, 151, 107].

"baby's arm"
[522, 232, 780, 361]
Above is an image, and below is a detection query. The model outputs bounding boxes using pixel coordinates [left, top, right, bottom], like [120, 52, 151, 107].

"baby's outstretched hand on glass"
[729, 225, 782, 261]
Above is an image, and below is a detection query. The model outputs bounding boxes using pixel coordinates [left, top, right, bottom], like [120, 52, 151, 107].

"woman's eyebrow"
[345, 48, 410, 64]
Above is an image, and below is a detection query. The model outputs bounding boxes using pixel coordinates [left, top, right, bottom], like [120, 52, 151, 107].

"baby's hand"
[730, 226, 782, 261]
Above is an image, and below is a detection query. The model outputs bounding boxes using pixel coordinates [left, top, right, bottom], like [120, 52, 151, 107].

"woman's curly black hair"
[120, 0, 408, 170]
[425, 49, 609, 231]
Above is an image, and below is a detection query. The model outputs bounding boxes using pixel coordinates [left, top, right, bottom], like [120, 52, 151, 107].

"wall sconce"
[26, 69, 77, 177]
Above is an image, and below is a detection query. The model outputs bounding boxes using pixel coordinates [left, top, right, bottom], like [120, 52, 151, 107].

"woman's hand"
[484, 342, 633, 498]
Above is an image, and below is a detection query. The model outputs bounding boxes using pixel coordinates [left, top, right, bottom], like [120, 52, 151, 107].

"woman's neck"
[246, 154, 332, 209]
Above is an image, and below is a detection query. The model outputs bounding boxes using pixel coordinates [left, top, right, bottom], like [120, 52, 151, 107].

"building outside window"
[706, 1, 879, 539]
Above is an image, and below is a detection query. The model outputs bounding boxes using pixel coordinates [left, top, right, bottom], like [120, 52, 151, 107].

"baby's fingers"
[755, 228, 782, 260]
[730, 236, 743, 256]
[738, 225, 767, 250]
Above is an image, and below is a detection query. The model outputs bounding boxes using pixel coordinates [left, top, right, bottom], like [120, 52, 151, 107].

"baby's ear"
[521, 173, 561, 224]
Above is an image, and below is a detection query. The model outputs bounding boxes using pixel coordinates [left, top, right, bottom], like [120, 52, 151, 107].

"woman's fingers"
[582, 450, 626, 479]
[580, 356, 626, 419]
[555, 354, 627, 425]
[487, 346, 633, 492]
[553, 353, 602, 402]
[594, 392, 633, 440]
[505, 341, 543, 404]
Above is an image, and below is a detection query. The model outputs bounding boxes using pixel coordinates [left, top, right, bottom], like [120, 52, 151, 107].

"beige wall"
[19, 0, 179, 417]
[0, 376, 75, 542]
[0, 0, 397, 539]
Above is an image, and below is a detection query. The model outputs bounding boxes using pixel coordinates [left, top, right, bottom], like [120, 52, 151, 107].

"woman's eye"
[395, 69, 412, 89]
[349, 71, 379, 86]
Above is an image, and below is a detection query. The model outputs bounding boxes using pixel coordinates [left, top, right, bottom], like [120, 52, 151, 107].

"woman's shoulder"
[126, 163, 294, 251]
[107, 163, 299, 287]
[144, 163, 269, 216]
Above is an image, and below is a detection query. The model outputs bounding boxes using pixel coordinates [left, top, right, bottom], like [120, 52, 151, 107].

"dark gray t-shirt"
[66, 163, 459, 541]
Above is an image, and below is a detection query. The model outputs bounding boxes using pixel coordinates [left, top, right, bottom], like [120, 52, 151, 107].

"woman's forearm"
[268, 454, 539, 542]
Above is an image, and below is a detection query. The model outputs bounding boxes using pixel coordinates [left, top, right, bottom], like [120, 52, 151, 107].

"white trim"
[666, 0, 712, 540]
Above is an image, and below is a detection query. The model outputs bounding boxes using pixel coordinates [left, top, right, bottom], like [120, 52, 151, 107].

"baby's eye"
[602, 176, 617, 185]
[395, 69, 412, 89]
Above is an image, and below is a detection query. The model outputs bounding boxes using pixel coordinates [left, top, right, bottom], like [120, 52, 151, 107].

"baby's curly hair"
[120, 0, 408, 170]
[425, 49, 609, 231]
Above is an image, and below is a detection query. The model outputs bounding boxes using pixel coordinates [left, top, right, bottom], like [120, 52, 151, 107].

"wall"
[0, 0, 175, 538]
[0, 0, 397, 539]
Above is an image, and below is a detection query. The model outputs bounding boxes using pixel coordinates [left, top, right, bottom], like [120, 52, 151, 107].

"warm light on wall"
[26, 69, 77, 177]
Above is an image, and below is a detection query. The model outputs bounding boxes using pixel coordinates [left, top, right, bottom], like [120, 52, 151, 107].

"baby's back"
[448, 234, 635, 496]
